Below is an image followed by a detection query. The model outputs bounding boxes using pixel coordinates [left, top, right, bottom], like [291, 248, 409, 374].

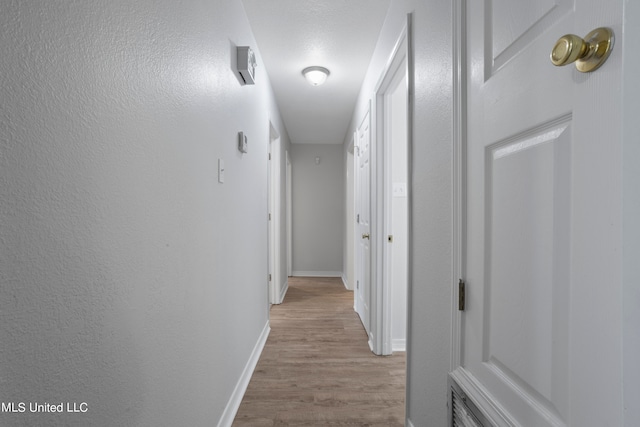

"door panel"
[459, 0, 624, 425]
[491, 0, 572, 72]
[485, 119, 571, 419]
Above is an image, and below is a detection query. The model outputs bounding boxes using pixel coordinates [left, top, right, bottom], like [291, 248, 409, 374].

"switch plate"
[218, 159, 225, 183]
[393, 182, 407, 197]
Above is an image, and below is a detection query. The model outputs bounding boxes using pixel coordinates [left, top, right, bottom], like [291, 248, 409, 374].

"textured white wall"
[345, 1, 453, 425]
[0, 1, 289, 426]
[291, 143, 344, 275]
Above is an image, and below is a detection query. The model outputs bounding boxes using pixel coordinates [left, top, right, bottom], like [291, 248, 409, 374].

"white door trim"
[450, 0, 465, 373]
[355, 103, 372, 338]
[268, 122, 282, 305]
[286, 150, 292, 278]
[350, 131, 358, 306]
[344, 136, 356, 291]
[371, 22, 409, 356]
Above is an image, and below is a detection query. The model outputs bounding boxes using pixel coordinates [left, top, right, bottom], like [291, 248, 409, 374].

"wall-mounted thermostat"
[238, 132, 248, 153]
[237, 46, 257, 85]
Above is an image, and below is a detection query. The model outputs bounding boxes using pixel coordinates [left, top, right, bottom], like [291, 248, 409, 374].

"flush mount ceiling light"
[302, 66, 330, 86]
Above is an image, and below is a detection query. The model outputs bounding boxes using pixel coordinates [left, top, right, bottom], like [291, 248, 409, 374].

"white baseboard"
[341, 274, 353, 290]
[278, 279, 289, 303]
[406, 419, 415, 427]
[291, 271, 342, 277]
[392, 338, 406, 352]
[217, 321, 270, 427]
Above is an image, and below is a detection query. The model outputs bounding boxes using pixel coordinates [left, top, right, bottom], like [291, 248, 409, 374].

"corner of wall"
[341, 273, 353, 290]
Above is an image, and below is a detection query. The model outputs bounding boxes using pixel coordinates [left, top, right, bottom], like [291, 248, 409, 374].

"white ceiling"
[241, 0, 391, 145]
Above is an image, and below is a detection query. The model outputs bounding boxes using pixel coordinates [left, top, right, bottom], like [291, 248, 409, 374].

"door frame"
[447, 2, 531, 422]
[286, 150, 292, 278]
[450, 0, 466, 372]
[268, 121, 282, 305]
[371, 22, 410, 356]
[354, 103, 372, 337]
[345, 135, 356, 291]
[384, 69, 409, 353]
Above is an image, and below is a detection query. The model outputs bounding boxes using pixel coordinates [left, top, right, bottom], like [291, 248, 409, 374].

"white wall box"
[238, 132, 248, 153]
[237, 46, 257, 85]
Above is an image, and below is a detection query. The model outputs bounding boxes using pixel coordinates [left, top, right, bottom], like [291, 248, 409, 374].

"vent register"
[449, 378, 491, 427]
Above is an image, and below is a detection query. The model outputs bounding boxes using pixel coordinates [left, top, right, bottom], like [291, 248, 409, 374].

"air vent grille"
[449, 377, 490, 427]
[452, 388, 482, 427]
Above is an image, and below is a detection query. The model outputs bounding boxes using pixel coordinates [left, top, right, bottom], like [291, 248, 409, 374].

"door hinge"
[356, 214, 360, 223]
[356, 280, 359, 289]
[458, 279, 465, 311]
[269, 274, 272, 282]
[268, 153, 271, 160]
[268, 213, 271, 220]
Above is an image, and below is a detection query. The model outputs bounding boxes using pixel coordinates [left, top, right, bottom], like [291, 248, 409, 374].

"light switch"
[218, 159, 225, 183]
[393, 182, 407, 197]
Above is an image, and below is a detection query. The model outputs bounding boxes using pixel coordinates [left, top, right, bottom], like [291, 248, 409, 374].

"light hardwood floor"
[232, 276, 406, 426]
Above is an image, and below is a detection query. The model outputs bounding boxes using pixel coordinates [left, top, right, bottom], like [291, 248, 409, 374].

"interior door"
[355, 108, 372, 337]
[457, 1, 624, 426]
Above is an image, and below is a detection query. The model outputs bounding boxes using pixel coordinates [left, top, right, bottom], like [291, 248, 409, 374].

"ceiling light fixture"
[302, 66, 330, 86]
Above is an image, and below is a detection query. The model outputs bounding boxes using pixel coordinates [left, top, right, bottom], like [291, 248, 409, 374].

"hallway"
[233, 277, 406, 426]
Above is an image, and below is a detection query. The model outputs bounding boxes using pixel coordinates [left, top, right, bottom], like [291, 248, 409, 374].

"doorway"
[353, 24, 410, 356]
[369, 26, 410, 356]
[384, 70, 408, 353]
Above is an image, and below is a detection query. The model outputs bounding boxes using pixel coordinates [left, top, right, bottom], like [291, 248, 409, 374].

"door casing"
[355, 104, 372, 339]
[371, 24, 410, 355]
[268, 122, 283, 305]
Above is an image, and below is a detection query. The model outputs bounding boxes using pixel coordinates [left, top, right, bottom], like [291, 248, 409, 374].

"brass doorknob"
[550, 27, 614, 72]
[362, 233, 370, 240]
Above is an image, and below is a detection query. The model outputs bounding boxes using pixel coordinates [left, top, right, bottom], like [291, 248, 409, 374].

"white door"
[355, 108, 372, 337]
[454, 1, 625, 426]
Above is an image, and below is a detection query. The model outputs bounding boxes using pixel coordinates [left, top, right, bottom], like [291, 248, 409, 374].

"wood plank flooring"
[232, 277, 406, 426]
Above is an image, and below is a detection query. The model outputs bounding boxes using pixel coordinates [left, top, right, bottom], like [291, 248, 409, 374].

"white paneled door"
[355, 108, 372, 339]
[454, 1, 624, 426]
